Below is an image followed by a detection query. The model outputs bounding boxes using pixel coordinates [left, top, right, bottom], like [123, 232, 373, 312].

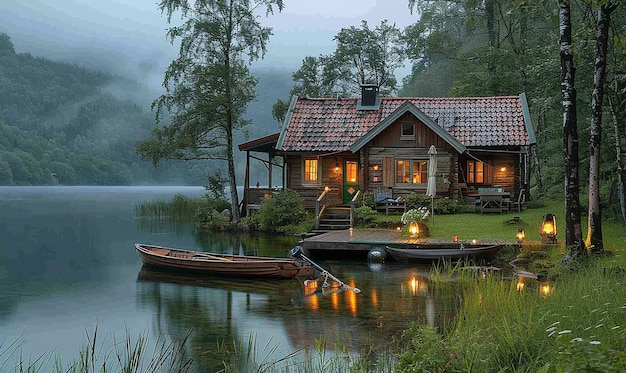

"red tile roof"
[278, 95, 534, 152]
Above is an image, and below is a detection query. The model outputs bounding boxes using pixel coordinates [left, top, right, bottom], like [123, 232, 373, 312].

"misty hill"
[0, 33, 293, 186]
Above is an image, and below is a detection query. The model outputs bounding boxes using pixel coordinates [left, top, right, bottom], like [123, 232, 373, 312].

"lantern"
[516, 228, 525, 244]
[540, 213, 557, 244]
[334, 162, 340, 173]
[409, 221, 420, 236]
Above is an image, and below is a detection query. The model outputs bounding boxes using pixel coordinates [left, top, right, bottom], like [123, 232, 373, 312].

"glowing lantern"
[516, 228, 525, 244]
[409, 222, 419, 236]
[540, 213, 557, 244]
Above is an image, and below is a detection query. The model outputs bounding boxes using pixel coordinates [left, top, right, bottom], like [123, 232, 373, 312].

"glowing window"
[304, 159, 319, 184]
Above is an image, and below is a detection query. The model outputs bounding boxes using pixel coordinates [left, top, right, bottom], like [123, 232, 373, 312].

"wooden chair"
[509, 189, 526, 212]
[375, 187, 405, 214]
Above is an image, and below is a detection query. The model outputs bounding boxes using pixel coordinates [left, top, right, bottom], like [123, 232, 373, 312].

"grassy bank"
[391, 200, 626, 372]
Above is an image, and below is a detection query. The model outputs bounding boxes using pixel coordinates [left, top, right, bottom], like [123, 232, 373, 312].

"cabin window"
[467, 160, 485, 184]
[396, 159, 428, 184]
[401, 123, 415, 140]
[303, 158, 320, 185]
[345, 161, 358, 183]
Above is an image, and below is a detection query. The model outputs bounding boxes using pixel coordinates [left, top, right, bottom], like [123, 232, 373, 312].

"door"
[342, 159, 359, 204]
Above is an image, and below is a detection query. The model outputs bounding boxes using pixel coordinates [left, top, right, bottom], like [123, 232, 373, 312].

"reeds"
[1, 325, 194, 373]
[133, 194, 198, 221]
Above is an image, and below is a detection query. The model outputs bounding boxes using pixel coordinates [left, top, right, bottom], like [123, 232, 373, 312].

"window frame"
[395, 158, 429, 185]
[400, 122, 415, 140]
[302, 158, 321, 186]
[467, 160, 485, 184]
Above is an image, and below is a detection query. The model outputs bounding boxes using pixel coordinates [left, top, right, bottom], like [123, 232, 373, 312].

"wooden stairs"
[315, 206, 351, 233]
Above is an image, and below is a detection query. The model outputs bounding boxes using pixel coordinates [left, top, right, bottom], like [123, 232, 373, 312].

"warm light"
[303, 279, 319, 296]
[373, 165, 379, 171]
[516, 279, 525, 292]
[348, 280, 358, 314]
[471, 239, 477, 245]
[543, 222, 554, 234]
[350, 178, 356, 182]
[334, 163, 340, 173]
[540, 283, 553, 297]
[410, 222, 419, 236]
[324, 186, 330, 192]
[409, 277, 419, 296]
[540, 213, 557, 244]
[500, 166, 507, 172]
[453, 235, 459, 243]
[396, 226, 402, 231]
[349, 227, 354, 238]
[371, 289, 379, 309]
[516, 228, 525, 244]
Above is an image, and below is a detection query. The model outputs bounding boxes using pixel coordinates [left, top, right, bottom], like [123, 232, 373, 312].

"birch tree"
[586, 0, 619, 252]
[136, 0, 283, 222]
[559, 0, 586, 261]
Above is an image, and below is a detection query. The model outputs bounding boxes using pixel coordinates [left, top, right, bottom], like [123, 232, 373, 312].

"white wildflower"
[546, 326, 557, 333]
[558, 330, 572, 335]
[611, 326, 620, 330]
[570, 338, 583, 343]
[589, 341, 601, 345]
[595, 324, 604, 328]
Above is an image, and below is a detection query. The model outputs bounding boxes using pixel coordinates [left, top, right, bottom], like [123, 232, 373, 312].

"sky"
[0, 0, 417, 81]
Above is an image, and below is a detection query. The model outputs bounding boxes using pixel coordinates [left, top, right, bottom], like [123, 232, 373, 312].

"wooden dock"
[299, 229, 515, 259]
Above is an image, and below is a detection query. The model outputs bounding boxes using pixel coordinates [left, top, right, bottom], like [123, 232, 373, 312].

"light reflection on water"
[0, 186, 467, 371]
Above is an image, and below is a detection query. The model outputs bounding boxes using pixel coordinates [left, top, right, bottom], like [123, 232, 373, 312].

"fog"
[0, 0, 415, 87]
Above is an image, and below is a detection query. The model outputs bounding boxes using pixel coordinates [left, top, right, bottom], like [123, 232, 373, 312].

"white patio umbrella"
[426, 145, 437, 226]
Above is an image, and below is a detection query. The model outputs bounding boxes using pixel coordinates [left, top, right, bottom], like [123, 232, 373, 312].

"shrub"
[353, 205, 377, 227]
[196, 193, 231, 227]
[433, 197, 464, 214]
[362, 191, 375, 209]
[405, 192, 431, 210]
[258, 189, 307, 232]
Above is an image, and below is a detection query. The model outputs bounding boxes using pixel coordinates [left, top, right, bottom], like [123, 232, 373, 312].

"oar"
[291, 246, 361, 294]
[192, 252, 233, 261]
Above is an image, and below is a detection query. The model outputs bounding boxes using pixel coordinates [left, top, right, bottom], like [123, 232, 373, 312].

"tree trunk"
[609, 86, 626, 224]
[559, 0, 586, 261]
[586, 3, 615, 253]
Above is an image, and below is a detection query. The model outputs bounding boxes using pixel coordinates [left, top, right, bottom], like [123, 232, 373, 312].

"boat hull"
[135, 244, 315, 279]
[385, 244, 502, 262]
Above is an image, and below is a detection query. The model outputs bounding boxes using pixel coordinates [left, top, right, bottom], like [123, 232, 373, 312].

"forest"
[0, 32, 291, 186]
[0, 0, 625, 221]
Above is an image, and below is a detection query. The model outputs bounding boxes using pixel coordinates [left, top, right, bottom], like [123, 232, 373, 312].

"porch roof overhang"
[349, 101, 467, 154]
[238, 133, 280, 153]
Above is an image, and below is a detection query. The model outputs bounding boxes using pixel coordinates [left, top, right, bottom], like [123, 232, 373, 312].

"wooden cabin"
[239, 86, 536, 214]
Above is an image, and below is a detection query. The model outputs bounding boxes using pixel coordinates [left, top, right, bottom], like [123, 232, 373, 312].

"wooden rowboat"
[135, 243, 315, 279]
[385, 243, 503, 262]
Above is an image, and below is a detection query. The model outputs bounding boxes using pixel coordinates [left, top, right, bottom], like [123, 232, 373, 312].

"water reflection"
[135, 260, 464, 370]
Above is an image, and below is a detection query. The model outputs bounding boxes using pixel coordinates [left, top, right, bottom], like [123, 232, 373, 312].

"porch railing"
[315, 189, 330, 230]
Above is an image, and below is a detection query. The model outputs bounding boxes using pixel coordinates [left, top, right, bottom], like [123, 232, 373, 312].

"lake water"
[0, 186, 461, 371]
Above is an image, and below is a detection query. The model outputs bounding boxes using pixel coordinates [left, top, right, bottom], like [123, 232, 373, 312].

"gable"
[350, 101, 466, 153]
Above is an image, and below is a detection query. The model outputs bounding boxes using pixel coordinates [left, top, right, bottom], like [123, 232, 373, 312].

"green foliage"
[433, 197, 464, 214]
[206, 170, 226, 200]
[196, 193, 232, 227]
[404, 192, 431, 210]
[353, 205, 377, 227]
[257, 189, 307, 232]
[361, 191, 375, 209]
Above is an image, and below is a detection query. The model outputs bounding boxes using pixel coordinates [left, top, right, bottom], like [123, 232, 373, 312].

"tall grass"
[1, 325, 194, 373]
[216, 333, 398, 373]
[134, 194, 198, 221]
[396, 249, 626, 372]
